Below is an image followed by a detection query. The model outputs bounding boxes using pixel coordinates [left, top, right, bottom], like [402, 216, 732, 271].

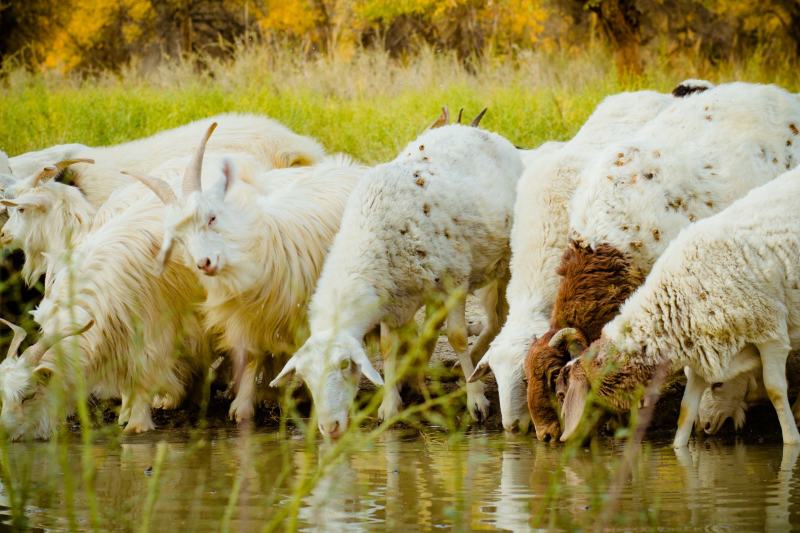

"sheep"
[554, 166, 800, 447]
[268, 111, 523, 438]
[129, 123, 364, 423]
[0, 190, 213, 439]
[468, 86, 683, 436]
[2, 113, 325, 209]
[525, 81, 800, 441]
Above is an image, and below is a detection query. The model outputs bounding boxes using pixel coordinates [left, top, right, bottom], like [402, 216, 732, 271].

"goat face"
[0, 354, 56, 441]
[270, 332, 384, 438]
[0, 191, 52, 249]
[163, 183, 238, 279]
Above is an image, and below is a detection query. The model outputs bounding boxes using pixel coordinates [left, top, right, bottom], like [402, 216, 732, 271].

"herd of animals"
[1, 78, 799, 450]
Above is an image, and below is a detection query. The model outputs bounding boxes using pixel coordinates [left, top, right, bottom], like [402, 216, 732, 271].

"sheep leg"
[759, 340, 800, 445]
[469, 279, 506, 364]
[118, 392, 131, 426]
[448, 292, 490, 421]
[229, 359, 258, 424]
[378, 322, 404, 423]
[123, 394, 155, 434]
[673, 366, 707, 448]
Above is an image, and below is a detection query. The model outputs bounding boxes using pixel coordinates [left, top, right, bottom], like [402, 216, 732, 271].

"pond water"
[1, 428, 798, 531]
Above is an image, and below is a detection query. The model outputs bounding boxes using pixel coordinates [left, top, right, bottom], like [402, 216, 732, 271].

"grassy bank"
[3, 46, 799, 163]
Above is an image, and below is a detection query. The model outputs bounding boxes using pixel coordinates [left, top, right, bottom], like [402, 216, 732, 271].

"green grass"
[3, 45, 798, 164]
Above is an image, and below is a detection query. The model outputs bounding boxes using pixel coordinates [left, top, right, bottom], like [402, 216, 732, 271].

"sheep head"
[270, 331, 383, 439]
[0, 317, 93, 441]
[126, 122, 246, 279]
[469, 328, 543, 434]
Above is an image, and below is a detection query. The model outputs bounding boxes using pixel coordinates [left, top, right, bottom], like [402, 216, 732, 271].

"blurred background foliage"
[1, 0, 799, 74]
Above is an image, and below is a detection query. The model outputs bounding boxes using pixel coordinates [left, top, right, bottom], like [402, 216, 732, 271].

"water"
[1, 429, 798, 531]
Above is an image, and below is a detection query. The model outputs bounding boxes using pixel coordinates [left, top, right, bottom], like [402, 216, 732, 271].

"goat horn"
[123, 171, 177, 205]
[182, 122, 217, 196]
[29, 158, 94, 188]
[22, 319, 94, 363]
[470, 108, 487, 127]
[0, 318, 27, 359]
[457, 108, 464, 124]
[430, 106, 450, 129]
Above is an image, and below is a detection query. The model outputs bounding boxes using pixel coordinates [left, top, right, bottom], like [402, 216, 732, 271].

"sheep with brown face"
[557, 166, 800, 447]
[548, 82, 800, 440]
[524, 241, 643, 441]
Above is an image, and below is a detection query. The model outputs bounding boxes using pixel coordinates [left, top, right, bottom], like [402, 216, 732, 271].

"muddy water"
[1, 429, 799, 531]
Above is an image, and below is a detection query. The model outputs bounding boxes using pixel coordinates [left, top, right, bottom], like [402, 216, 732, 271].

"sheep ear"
[354, 352, 383, 386]
[549, 328, 587, 359]
[559, 376, 589, 442]
[270, 358, 298, 388]
[468, 355, 491, 383]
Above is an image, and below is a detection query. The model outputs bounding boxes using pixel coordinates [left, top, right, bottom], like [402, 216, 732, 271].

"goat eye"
[20, 392, 35, 404]
[208, 215, 216, 227]
[339, 359, 352, 372]
[711, 382, 723, 390]
[17, 208, 25, 214]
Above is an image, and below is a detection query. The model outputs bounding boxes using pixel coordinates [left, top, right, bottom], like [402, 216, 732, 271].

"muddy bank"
[80, 296, 800, 443]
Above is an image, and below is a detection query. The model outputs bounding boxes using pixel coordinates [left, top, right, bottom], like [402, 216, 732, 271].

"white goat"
[469, 87, 683, 435]
[3, 113, 325, 208]
[269, 114, 523, 438]
[1, 151, 281, 286]
[555, 166, 800, 447]
[131, 123, 364, 423]
[0, 193, 212, 439]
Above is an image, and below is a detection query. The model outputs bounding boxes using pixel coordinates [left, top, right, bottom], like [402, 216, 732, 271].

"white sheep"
[269, 114, 523, 438]
[0, 192, 213, 439]
[531, 82, 800, 441]
[130, 123, 364, 423]
[554, 166, 800, 447]
[468, 87, 683, 435]
[3, 113, 325, 208]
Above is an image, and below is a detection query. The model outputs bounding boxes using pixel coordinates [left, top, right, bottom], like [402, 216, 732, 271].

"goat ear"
[277, 151, 313, 168]
[559, 376, 589, 442]
[468, 355, 491, 383]
[354, 352, 383, 386]
[155, 232, 175, 273]
[1, 196, 50, 211]
[34, 364, 54, 385]
[211, 158, 235, 199]
[269, 358, 298, 388]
